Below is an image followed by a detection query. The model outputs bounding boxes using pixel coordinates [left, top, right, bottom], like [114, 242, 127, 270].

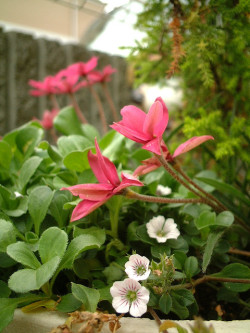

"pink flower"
[110, 97, 169, 155]
[111, 97, 214, 158]
[28, 76, 58, 96]
[66, 57, 98, 77]
[53, 70, 84, 94]
[61, 139, 143, 221]
[133, 135, 214, 176]
[88, 65, 117, 83]
[110, 278, 150, 317]
[39, 109, 59, 130]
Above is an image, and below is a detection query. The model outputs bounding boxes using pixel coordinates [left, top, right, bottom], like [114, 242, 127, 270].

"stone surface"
[3, 309, 250, 333]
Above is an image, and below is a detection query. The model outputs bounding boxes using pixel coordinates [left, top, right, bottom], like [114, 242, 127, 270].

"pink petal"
[120, 105, 146, 134]
[173, 135, 214, 158]
[84, 56, 98, 74]
[133, 162, 160, 177]
[142, 137, 162, 155]
[93, 139, 120, 186]
[113, 173, 143, 193]
[62, 183, 114, 201]
[110, 123, 150, 143]
[143, 101, 164, 137]
[70, 197, 110, 221]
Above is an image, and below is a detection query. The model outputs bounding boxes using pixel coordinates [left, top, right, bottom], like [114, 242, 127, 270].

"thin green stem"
[123, 189, 203, 204]
[109, 196, 122, 238]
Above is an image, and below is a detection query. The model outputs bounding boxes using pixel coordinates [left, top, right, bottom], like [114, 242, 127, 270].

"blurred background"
[0, 0, 181, 135]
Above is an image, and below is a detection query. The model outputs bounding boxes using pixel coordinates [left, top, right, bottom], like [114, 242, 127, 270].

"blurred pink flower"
[61, 139, 143, 221]
[39, 109, 59, 130]
[111, 97, 169, 155]
[28, 76, 58, 96]
[66, 57, 98, 77]
[53, 70, 84, 94]
[88, 65, 117, 83]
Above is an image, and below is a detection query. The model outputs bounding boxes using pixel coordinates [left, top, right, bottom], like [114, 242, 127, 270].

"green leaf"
[57, 135, 93, 157]
[39, 141, 62, 163]
[18, 156, 42, 192]
[151, 244, 171, 259]
[73, 226, 106, 245]
[215, 211, 234, 227]
[0, 296, 46, 332]
[7, 242, 41, 269]
[202, 231, 224, 272]
[195, 211, 216, 230]
[81, 124, 100, 142]
[39, 227, 68, 264]
[136, 224, 155, 245]
[28, 186, 54, 235]
[54, 106, 85, 136]
[3, 196, 28, 217]
[171, 296, 189, 319]
[0, 281, 11, 298]
[212, 263, 250, 292]
[71, 283, 100, 312]
[0, 219, 16, 252]
[56, 293, 82, 312]
[8, 256, 60, 293]
[56, 234, 103, 272]
[196, 177, 250, 207]
[16, 127, 43, 158]
[0, 141, 12, 169]
[184, 256, 199, 278]
[63, 150, 90, 172]
[48, 191, 71, 228]
[159, 293, 172, 314]
[100, 131, 125, 161]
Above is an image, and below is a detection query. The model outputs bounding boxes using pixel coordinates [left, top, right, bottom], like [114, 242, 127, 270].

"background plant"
[126, 0, 249, 189]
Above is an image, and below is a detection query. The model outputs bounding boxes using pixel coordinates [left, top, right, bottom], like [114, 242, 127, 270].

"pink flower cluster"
[62, 97, 213, 222]
[29, 57, 116, 96]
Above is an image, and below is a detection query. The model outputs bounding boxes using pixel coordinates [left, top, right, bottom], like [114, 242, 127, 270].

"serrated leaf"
[8, 256, 60, 293]
[71, 283, 100, 312]
[56, 234, 103, 273]
[202, 231, 224, 272]
[7, 242, 41, 269]
[28, 186, 54, 235]
[39, 227, 68, 264]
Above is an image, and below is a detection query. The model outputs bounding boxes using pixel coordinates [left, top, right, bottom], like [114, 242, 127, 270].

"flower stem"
[102, 82, 119, 121]
[228, 247, 250, 257]
[148, 307, 168, 333]
[173, 162, 226, 211]
[49, 94, 60, 110]
[88, 84, 108, 133]
[168, 275, 250, 291]
[123, 189, 203, 204]
[69, 92, 88, 124]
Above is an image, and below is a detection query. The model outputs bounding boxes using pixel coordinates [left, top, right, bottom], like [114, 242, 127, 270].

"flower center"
[157, 231, 166, 237]
[126, 290, 138, 303]
[136, 265, 146, 276]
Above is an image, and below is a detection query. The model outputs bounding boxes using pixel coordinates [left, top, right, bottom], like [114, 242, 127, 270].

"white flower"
[14, 191, 22, 198]
[156, 185, 172, 196]
[110, 278, 150, 317]
[146, 216, 180, 243]
[125, 254, 151, 281]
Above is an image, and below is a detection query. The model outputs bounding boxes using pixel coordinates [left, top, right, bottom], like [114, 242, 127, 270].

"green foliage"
[127, 0, 249, 187]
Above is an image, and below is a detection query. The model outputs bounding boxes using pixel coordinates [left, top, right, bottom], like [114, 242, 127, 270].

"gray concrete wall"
[0, 28, 131, 135]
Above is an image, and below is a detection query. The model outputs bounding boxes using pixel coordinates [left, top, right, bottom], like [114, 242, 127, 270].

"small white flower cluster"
[110, 254, 150, 317]
[146, 216, 180, 243]
[110, 217, 180, 317]
[156, 184, 172, 196]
